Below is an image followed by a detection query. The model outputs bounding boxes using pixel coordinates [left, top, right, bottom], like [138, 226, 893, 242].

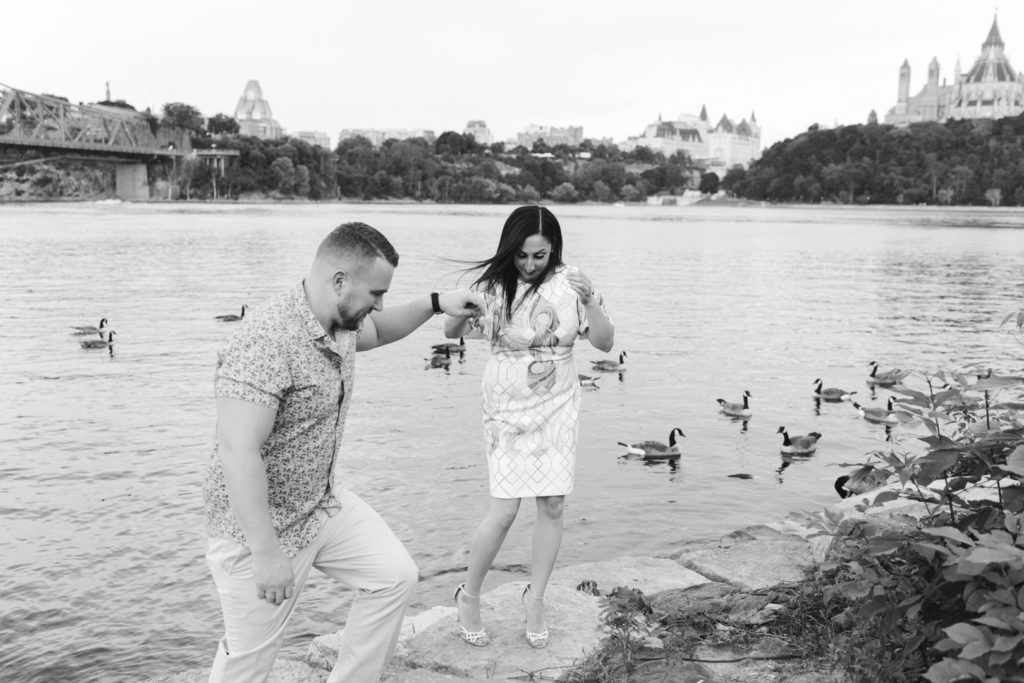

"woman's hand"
[439, 289, 487, 317]
[566, 267, 597, 305]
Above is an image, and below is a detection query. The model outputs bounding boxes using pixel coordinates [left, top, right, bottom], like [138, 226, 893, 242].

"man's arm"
[216, 396, 295, 605]
[358, 290, 484, 351]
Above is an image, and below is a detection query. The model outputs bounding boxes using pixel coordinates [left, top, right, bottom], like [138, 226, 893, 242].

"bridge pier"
[115, 163, 149, 201]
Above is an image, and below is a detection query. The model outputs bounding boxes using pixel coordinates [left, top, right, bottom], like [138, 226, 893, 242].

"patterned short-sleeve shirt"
[202, 282, 356, 557]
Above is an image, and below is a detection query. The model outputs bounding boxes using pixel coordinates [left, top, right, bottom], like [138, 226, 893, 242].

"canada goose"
[717, 390, 752, 418]
[70, 318, 108, 337]
[216, 305, 249, 322]
[776, 426, 821, 455]
[578, 374, 600, 388]
[618, 427, 685, 460]
[835, 467, 890, 498]
[81, 330, 116, 349]
[866, 361, 906, 387]
[426, 347, 452, 369]
[431, 337, 465, 354]
[853, 396, 899, 424]
[592, 351, 627, 372]
[813, 379, 855, 402]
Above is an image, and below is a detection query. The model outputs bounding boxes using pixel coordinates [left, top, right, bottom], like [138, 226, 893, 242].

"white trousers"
[206, 489, 419, 683]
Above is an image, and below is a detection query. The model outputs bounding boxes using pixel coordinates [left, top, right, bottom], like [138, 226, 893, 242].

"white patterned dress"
[479, 265, 600, 498]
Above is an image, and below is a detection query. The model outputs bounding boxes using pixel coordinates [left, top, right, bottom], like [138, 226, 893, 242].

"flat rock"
[550, 555, 710, 595]
[142, 658, 327, 683]
[396, 582, 603, 680]
[384, 671, 482, 682]
[665, 525, 813, 591]
[651, 582, 777, 626]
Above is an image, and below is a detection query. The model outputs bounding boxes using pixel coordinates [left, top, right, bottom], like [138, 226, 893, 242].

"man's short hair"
[319, 222, 399, 267]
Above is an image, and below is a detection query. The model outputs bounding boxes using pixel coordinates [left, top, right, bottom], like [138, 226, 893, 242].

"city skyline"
[4, 1, 1018, 149]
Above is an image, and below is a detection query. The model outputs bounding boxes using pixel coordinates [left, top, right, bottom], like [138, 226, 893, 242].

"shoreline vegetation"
[593, 354, 1024, 683]
[4, 101, 1024, 206]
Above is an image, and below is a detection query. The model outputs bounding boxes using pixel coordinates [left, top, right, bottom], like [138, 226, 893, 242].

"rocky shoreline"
[144, 486, 947, 683]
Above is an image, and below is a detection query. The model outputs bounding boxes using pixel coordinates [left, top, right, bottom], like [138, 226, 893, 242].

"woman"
[444, 205, 615, 648]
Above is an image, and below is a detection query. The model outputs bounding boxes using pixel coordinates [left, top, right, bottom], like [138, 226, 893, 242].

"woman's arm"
[582, 297, 615, 352]
[566, 267, 615, 352]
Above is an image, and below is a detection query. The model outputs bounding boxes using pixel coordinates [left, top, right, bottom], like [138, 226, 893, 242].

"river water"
[1, 201, 1022, 682]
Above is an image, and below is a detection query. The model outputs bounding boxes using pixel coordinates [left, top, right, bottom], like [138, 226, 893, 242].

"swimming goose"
[426, 347, 452, 369]
[717, 390, 752, 418]
[578, 374, 600, 388]
[835, 467, 890, 499]
[216, 305, 249, 322]
[592, 351, 627, 372]
[866, 361, 906, 387]
[70, 318, 108, 337]
[776, 426, 821, 455]
[431, 337, 465, 354]
[853, 396, 899, 424]
[81, 330, 116, 349]
[618, 427, 685, 460]
[813, 379, 855, 402]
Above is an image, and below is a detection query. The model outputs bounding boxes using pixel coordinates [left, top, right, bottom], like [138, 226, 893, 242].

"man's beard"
[338, 305, 370, 331]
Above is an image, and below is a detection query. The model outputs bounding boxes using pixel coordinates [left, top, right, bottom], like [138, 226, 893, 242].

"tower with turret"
[897, 59, 911, 112]
[885, 15, 1023, 125]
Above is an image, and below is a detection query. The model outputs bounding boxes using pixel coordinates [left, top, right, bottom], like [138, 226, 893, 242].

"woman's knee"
[486, 499, 521, 530]
[537, 496, 564, 520]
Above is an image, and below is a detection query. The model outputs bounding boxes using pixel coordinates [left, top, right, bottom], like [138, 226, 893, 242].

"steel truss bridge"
[0, 82, 190, 160]
[0, 82, 231, 199]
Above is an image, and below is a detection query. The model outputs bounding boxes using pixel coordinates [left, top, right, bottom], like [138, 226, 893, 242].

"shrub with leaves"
[795, 342, 1024, 682]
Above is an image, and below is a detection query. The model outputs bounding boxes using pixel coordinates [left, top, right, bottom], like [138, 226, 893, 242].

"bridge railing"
[0, 83, 188, 157]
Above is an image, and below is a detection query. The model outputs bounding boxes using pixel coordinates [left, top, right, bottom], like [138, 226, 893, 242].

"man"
[202, 221, 484, 682]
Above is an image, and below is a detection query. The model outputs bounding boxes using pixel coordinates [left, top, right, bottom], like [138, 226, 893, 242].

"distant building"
[234, 80, 283, 140]
[337, 128, 436, 146]
[463, 120, 493, 145]
[294, 130, 331, 150]
[620, 106, 762, 170]
[516, 124, 584, 148]
[884, 15, 1024, 125]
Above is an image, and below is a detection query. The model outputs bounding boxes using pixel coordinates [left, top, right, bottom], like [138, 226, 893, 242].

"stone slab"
[666, 525, 814, 591]
[550, 555, 710, 595]
[391, 582, 603, 680]
[143, 658, 327, 683]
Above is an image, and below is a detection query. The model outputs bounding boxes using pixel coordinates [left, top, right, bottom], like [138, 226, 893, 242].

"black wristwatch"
[430, 291, 442, 314]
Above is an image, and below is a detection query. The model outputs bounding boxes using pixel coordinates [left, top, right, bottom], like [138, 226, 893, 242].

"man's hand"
[439, 289, 486, 317]
[253, 546, 295, 606]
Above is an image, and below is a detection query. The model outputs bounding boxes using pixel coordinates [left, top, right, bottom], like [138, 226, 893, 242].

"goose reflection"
[643, 457, 679, 473]
[775, 453, 812, 483]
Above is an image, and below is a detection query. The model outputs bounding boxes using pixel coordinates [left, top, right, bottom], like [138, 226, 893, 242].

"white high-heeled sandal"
[453, 583, 489, 647]
[521, 584, 549, 649]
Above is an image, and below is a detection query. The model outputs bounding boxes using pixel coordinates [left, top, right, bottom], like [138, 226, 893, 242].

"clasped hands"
[438, 289, 486, 319]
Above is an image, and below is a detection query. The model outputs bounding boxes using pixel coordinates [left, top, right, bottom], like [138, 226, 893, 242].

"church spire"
[699, 104, 708, 122]
[983, 14, 1003, 49]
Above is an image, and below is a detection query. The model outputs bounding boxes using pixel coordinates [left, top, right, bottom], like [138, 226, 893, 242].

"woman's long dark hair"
[469, 205, 564, 320]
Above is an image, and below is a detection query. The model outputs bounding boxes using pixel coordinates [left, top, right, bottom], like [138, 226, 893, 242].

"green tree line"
[162, 103, 710, 203]
[723, 113, 1024, 206]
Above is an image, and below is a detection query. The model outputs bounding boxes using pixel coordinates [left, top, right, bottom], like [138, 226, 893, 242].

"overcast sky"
[5, 1, 1017, 148]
